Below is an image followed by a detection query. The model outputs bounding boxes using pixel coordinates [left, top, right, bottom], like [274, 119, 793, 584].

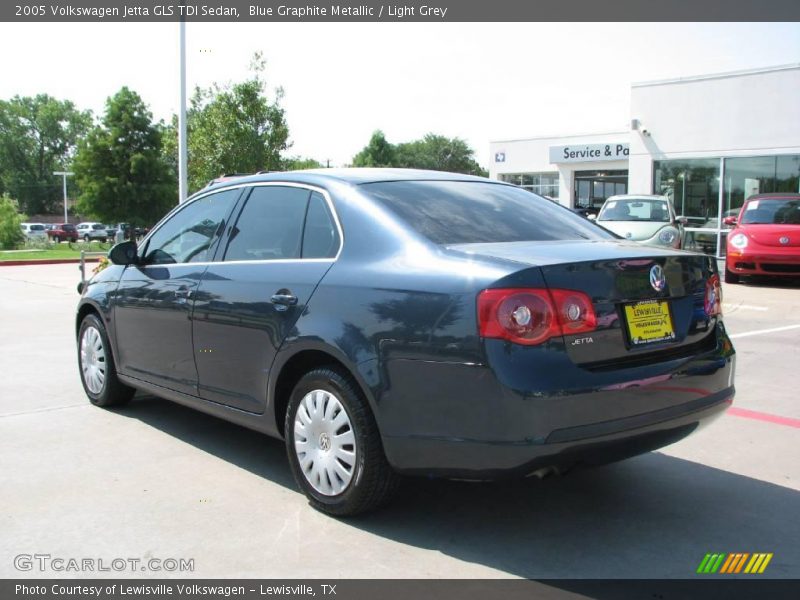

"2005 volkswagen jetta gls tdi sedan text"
[76, 169, 735, 516]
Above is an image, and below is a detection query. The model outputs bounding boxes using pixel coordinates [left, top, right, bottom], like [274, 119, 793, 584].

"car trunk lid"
[448, 240, 718, 366]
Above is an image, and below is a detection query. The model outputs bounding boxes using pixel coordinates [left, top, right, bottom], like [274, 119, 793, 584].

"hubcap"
[293, 389, 356, 496]
[80, 326, 106, 395]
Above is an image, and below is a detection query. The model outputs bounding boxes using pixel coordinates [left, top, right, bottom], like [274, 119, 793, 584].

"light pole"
[178, 18, 188, 203]
[53, 171, 74, 223]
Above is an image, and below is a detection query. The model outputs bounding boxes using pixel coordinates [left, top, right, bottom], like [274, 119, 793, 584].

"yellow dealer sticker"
[624, 300, 676, 345]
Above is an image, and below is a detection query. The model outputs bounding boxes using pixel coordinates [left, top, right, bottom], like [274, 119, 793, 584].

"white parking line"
[730, 324, 800, 339]
[722, 303, 769, 312]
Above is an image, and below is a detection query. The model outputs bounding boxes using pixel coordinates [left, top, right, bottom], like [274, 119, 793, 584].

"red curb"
[0, 258, 102, 267]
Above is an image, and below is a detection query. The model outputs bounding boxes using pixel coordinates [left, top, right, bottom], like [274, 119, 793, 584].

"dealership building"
[489, 64, 800, 257]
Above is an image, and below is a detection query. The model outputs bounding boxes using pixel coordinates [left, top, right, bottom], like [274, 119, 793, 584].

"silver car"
[20, 223, 48, 241]
[596, 195, 686, 249]
[76, 222, 110, 242]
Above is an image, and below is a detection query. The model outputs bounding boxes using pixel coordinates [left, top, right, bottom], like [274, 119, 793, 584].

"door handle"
[270, 293, 298, 306]
[174, 288, 193, 299]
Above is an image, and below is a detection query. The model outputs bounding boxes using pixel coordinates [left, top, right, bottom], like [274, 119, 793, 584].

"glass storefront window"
[654, 159, 720, 226]
[499, 172, 560, 199]
[655, 154, 800, 257]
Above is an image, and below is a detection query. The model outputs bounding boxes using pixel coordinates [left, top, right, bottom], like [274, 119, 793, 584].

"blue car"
[76, 169, 735, 516]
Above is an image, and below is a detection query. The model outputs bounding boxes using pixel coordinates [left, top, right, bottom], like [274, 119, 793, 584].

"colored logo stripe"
[697, 553, 773, 574]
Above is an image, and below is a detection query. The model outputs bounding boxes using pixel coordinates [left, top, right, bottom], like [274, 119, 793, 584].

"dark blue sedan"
[76, 169, 735, 515]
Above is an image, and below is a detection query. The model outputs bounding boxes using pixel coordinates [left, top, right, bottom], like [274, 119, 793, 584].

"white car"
[76, 222, 111, 242]
[595, 195, 687, 249]
[20, 223, 48, 241]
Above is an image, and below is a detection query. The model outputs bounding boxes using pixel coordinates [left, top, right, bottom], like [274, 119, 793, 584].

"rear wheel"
[78, 314, 135, 407]
[285, 367, 399, 516]
[53, 235, 61, 243]
[724, 267, 740, 284]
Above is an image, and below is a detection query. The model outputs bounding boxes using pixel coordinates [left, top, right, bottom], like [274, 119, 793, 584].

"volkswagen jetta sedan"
[76, 169, 735, 516]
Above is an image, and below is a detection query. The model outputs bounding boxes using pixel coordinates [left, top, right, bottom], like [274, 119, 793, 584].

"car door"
[192, 184, 341, 412]
[112, 188, 242, 395]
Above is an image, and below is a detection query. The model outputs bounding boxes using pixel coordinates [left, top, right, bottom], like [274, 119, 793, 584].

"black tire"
[83, 234, 90, 242]
[77, 313, 135, 407]
[724, 267, 740, 284]
[53, 235, 61, 243]
[285, 367, 400, 516]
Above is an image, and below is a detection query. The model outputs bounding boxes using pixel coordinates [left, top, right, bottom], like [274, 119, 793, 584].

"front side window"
[224, 186, 311, 261]
[144, 189, 239, 265]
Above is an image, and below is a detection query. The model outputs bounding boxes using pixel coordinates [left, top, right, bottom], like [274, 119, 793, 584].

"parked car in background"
[77, 169, 734, 516]
[596, 195, 686, 249]
[47, 223, 79, 243]
[20, 223, 48, 241]
[112, 223, 148, 240]
[725, 193, 800, 283]
[76, 222, 111, 242]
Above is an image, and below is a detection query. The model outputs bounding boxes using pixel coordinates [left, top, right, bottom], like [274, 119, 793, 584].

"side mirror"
[722, 216, 737, 226]
[677, 216, 689, 226]
[109, 240, 138, 266]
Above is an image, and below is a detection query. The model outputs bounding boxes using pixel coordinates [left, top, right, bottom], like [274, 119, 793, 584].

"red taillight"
[478, 287, 596, 346]
[705, 274, 722, 316]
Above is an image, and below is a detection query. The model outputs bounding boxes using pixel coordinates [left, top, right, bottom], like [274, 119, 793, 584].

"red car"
[724, 193, 800, 283]
[47, 223, 79, 243]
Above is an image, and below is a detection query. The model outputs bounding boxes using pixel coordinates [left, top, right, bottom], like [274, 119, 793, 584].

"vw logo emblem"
[650, 265, 666, 292]
[780, 236, 790, 245]
[625, 232, 633, 239]
[318, 432, 331, 451]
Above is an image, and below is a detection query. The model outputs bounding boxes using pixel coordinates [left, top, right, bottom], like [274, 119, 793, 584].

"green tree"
[164, 53, 290, 192]
[395, 134, 487, 176]
[352, 130, 396, 167]
[351, 132, 486, 176]
[73, 87, 175, 232]
[0, 193, 26, 249]
[282, 156, 323, 171]
[0, 95, 92, 214]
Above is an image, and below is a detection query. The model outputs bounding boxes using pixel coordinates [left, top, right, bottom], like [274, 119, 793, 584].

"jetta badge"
[780, 236, 790, 245]
[650, 264, 666, 292]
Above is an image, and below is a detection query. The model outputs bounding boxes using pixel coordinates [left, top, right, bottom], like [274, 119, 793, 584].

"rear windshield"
[30, 224, 45, 231]
[740, 198, 800, 225]
[62, 224, 76, 231]
[362, 181, 613, 245]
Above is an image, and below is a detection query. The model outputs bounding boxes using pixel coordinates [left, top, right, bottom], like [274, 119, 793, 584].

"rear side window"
[362, 181, 614, 245]
[302, 192, 340, 258]
[224, 186, 311, 261]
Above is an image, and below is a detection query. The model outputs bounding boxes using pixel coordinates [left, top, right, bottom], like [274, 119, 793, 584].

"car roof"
[197, 168, 501, 197]
[746, 193, 800, 201]
[605, 194, 668, 202]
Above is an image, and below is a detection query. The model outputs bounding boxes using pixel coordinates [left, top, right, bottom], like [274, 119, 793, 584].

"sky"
[1, 22, 799, 168]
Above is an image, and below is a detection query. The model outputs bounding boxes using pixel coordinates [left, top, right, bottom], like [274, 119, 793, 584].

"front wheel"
[285, 367, 399, 516]
[724, 267, 740, 284]
[53, 235, 61, 243]
[83, 235, 90, 242]
[78, 314, 135, 407]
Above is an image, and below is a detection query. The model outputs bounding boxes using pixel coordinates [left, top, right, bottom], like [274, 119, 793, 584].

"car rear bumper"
[379, 325, 735, 477]
[383, 388, 731, 478]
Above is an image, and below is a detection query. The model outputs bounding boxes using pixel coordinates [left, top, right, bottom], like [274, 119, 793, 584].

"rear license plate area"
[624, 300, 676, 346]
